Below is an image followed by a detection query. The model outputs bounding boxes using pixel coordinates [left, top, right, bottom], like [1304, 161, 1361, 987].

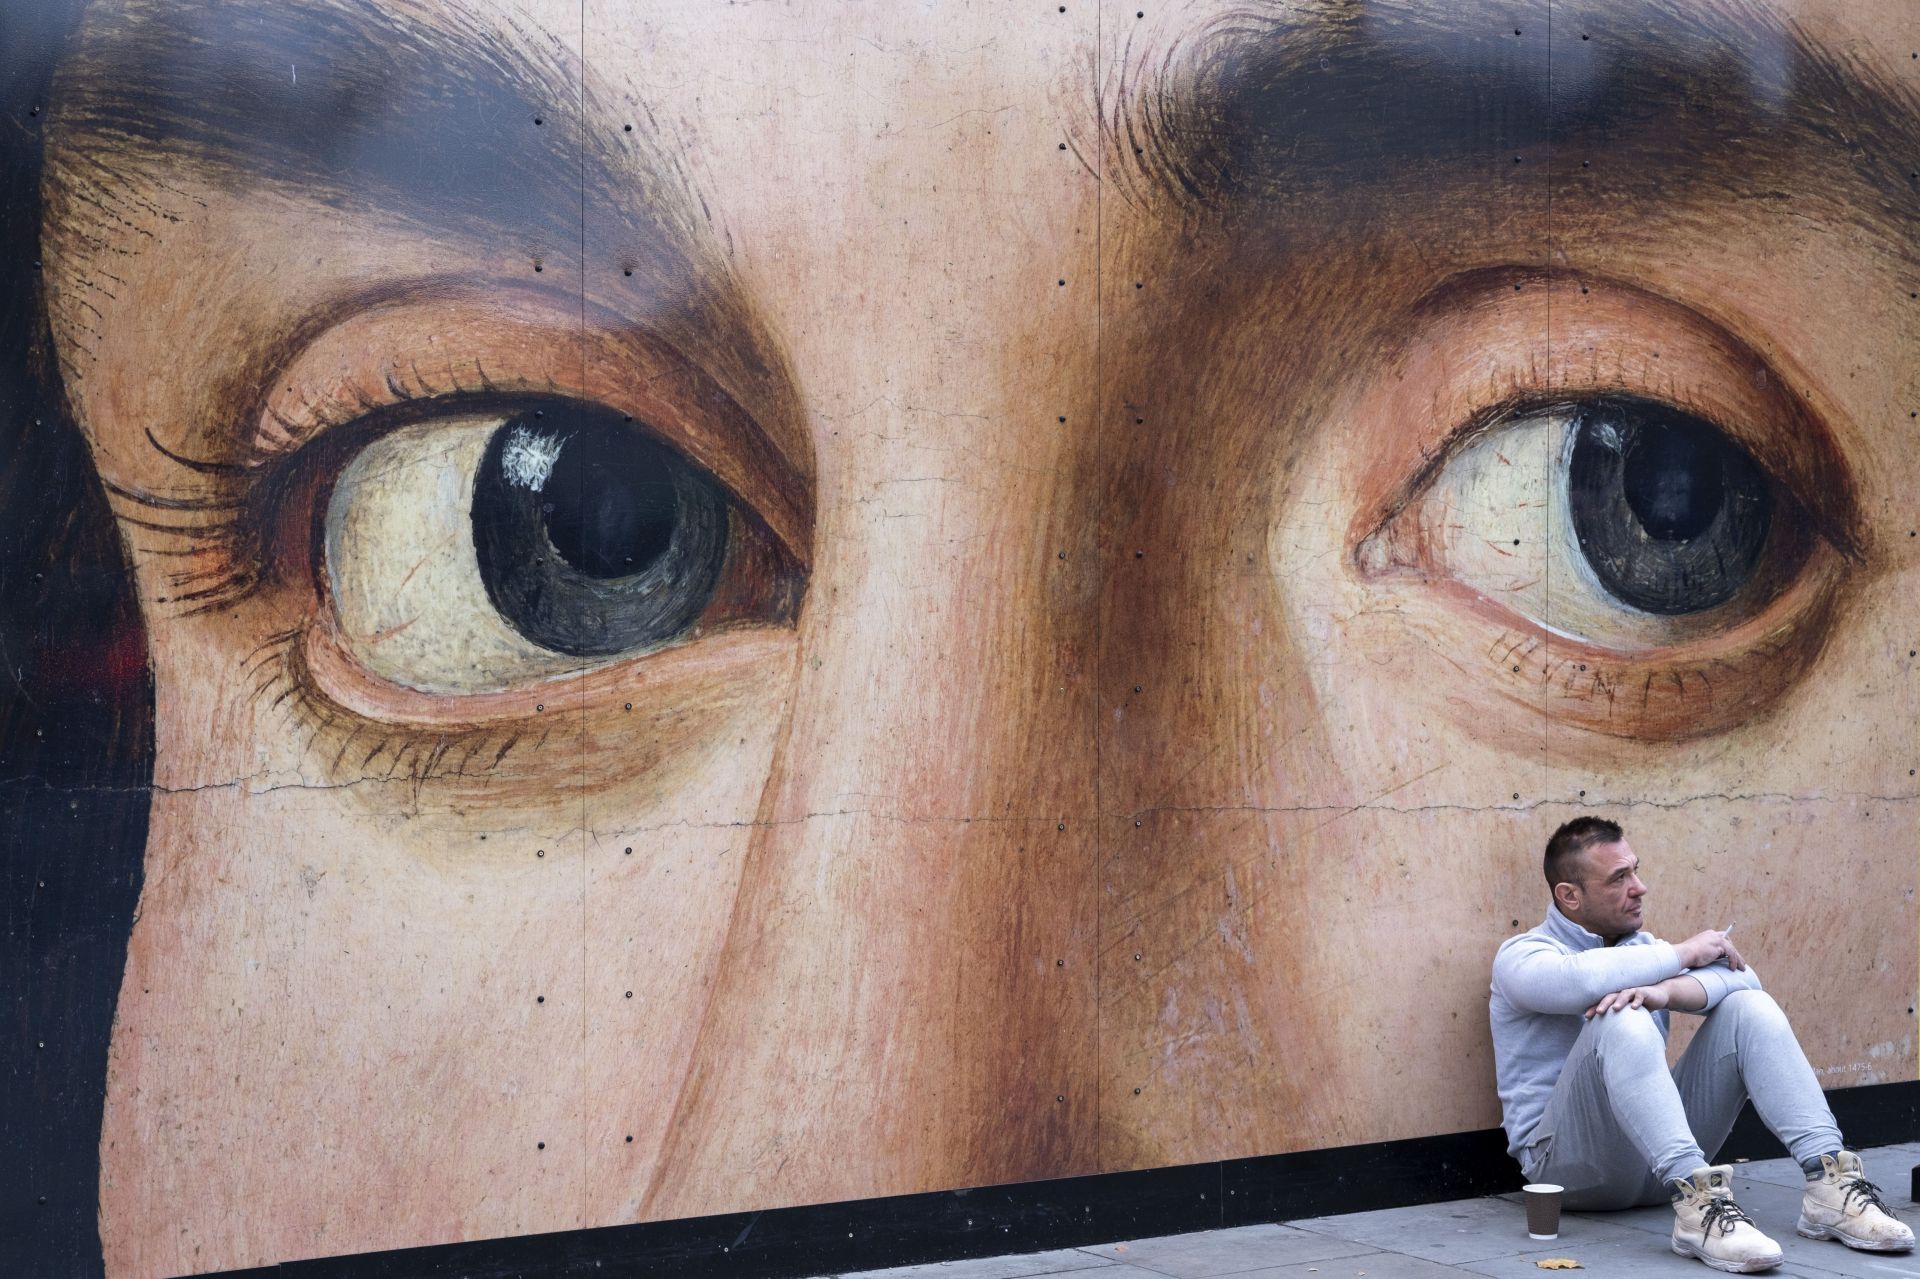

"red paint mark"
[33, 620, 149, 694]
[396, 532, 456, 593]
[1495, 451, 1513, 466]
[367, 617, 419, 645]
[1485, 539, 1515, 557]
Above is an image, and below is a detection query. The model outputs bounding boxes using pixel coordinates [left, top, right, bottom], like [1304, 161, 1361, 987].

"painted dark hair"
[0, 3, 153, 1274]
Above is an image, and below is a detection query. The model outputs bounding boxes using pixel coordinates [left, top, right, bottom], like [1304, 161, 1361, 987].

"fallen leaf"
[1535, 1259, 1582, 1270]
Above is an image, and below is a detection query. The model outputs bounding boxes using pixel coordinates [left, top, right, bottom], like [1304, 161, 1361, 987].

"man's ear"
[1552, 881, 1581, 915]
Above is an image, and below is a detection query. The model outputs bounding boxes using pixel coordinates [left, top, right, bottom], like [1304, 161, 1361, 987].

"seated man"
[1490, 816, 1912, 1273]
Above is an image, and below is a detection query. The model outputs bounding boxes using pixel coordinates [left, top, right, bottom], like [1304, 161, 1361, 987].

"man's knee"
[1711, 988, 1794, 1042]
[1716, 988, 1787, 1027]
[1590, 1006, 1665, 1056]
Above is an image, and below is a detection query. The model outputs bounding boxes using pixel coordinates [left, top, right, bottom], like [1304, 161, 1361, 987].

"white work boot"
[1797, 1151, 1915, 1251]
[1671, 1165, 1784, 1273]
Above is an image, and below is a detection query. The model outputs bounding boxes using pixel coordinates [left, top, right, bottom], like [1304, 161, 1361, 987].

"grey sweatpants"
[1524, 989, 1843, 1209]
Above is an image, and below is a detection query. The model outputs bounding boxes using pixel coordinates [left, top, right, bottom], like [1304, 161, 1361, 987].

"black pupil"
[1620, 422, 1723, 541]
[542, 432, 680, 578]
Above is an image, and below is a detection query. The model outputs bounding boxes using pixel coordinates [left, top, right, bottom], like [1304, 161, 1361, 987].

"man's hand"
[1673, 929, 1745, 972]
[1585, 985, 1671, 1018]
[1584, 975, 1711, 1018]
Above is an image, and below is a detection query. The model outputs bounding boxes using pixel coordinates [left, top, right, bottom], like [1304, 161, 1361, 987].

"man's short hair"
[1544, 816, 1624, 891]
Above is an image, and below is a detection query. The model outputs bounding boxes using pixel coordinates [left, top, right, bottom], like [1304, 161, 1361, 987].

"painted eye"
[1343, 273, 1860, 742]
[1363, 393, 1815, 651]
[322, 402, 799, 695]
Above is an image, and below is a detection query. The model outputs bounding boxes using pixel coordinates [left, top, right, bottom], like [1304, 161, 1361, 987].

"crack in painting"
[1, 772, 1914, 829]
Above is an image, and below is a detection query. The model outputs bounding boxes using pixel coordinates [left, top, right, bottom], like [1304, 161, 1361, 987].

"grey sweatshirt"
[1489, 905, 1763, 1169]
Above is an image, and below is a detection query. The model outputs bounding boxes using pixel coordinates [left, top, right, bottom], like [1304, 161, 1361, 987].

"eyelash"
[110, 431, 269, 613]
[243, 628, 542, 786]
[119, 357, 548, 616]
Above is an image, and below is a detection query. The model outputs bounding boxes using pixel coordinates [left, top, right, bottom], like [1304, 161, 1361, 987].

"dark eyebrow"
[45, 0, 739, 332]
[1124, 0, 1920, 254]
[53, 0, 640, 258]
[45, 0, 804, 475]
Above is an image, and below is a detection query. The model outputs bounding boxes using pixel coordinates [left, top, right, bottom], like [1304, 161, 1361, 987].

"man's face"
[1564, 839, 1648, 941]
[38, 0, 1919, 1273]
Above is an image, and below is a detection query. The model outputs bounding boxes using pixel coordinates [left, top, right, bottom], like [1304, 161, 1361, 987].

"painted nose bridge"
[641, 448, 1102, 1215]
[1088, 488, 1347, 1166]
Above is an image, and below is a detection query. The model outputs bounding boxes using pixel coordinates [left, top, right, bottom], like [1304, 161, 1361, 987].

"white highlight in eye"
[500, 424, 566, 491]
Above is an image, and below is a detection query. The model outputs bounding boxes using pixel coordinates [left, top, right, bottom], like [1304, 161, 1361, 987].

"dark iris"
[1565, 397, 1770, 616]
[472, 408, 729, 656]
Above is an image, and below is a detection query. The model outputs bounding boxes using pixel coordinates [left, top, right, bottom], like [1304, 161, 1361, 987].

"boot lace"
[1700, 1195, 1757, 1237]
[1839, 1174, 1892, 1217]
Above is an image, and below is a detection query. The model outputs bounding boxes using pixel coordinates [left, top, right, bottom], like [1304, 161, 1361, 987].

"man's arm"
[1586, 974, 1706, 1017]
[1493, 933, 1684, 1015]
[1494, 929, 1749, 1016]
[1585, 963, 1763, 1018]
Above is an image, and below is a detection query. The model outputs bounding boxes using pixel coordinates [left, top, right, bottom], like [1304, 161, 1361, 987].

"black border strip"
[203, 1079, 1919, 1279]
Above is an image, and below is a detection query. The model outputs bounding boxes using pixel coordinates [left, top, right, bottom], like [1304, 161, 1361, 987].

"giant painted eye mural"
[2, 0, 1914, 1275]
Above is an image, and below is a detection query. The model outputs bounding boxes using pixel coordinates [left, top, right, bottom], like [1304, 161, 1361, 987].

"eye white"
[323, 417, 587, 694]
[1403, 408, 1762, 650]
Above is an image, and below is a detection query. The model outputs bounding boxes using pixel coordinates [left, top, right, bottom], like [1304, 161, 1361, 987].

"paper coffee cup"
[1523, 1183, 1564, 1240]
